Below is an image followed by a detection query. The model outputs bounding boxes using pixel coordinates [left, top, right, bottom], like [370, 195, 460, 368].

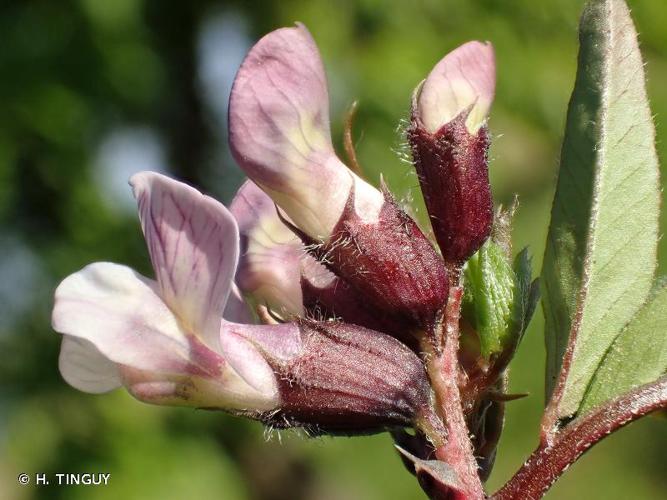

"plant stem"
[423, 287, 485, 499]
[491, 375, 667, 500]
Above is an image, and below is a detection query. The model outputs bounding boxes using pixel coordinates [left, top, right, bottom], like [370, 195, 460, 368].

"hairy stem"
[423, 287, 485, 499]
[492, 375, 667, 500]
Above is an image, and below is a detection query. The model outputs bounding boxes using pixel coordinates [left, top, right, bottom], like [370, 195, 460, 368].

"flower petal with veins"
[130, 172, 239, 349]
[228, 24, 382, 239]
[53, 262, 280, 410]
[54, 173, 281, 410]
[231, 179, 305, 316]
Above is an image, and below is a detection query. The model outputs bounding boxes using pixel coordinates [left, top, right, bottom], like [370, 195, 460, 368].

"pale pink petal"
[228, 25, 382, 239]
[218, 328, 282, 398]
[417, 41, 495, 134]
[121, 366, 278, 411]
[52, 262, 207, 374]
[130, 171, 239, 348]
[229, 24, 332, 182]
[59, 335, 121, 393]
[122, 375, 183, 405]
[223, 282, 254, 324]
[231, 179, 283, 234]
[231, 180, 305, 316]
[300, 253, 338, 289]
[225, 321, 303, 363]
[53, 262, 279, 409]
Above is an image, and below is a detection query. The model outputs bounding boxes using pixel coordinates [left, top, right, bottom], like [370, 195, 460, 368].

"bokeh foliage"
[1, 1, 665, 499]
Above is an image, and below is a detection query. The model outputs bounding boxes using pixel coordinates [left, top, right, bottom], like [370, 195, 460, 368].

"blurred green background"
[1, 0, 666, 499]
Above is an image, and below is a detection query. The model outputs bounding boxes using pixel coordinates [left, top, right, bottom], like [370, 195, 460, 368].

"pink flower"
[53, 172, 290, 411]
[230, 180, 417, 345]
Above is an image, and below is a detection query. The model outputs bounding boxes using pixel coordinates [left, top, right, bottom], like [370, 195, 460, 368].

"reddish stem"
[424, 287, 485, 499]
[492, 375, 667, 500]
[540, 294, 586, 444]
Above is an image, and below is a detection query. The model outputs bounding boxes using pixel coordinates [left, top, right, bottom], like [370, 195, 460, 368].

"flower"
[53, 171, 432, 433]
[229, 23, 449, 332]
[409, 41, 496, 263]
[228, 23, 383, 241]
[53, 171, 283, 410]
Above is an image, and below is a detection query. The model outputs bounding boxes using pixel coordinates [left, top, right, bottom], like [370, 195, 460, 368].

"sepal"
[240, 319, 433, 434]
[395, 446, 465, 500]
[287, 187, 450, 334]
[300, 270, 419, 348]
[409, 115, 493, 264]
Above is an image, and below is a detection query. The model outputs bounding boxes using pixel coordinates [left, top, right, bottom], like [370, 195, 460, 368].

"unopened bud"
[409, 41, 495, 264]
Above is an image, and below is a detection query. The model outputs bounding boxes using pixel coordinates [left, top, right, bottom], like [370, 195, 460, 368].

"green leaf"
[580, 283, 667, 413]
[541, 0, 660, 418]
[512, 249, 540, 350]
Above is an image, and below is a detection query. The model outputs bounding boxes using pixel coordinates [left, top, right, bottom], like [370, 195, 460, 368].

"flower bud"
[409, 41, 496, 264]
[235, 319, 432, 434]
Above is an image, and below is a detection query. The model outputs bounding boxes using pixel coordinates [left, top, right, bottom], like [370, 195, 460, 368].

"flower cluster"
[53, 24, 500, 437]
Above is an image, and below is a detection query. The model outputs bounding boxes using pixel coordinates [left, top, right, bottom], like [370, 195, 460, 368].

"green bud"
[462, 239, 539, 362]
